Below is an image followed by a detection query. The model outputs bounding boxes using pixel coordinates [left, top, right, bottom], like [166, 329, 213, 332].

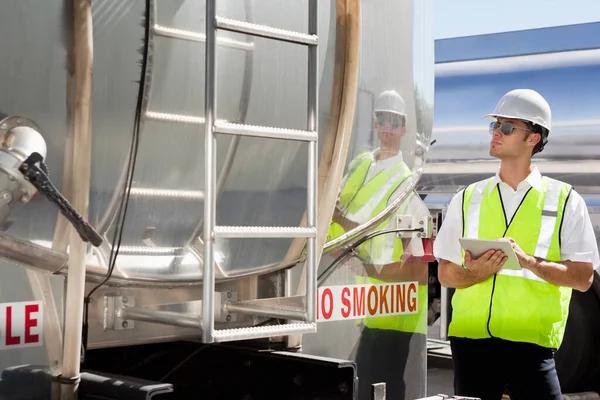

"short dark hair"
[526, 121, 549, 155]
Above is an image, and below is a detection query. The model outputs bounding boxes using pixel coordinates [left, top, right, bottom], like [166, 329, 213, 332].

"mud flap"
[0, 364, 173, 399]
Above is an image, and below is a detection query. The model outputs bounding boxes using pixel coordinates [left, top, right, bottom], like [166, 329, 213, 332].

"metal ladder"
[202, 0, 319, 343]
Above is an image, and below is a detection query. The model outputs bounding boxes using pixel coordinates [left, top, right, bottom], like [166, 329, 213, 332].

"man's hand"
[506, 237, 537, 269]
[464, 249, 507, 280]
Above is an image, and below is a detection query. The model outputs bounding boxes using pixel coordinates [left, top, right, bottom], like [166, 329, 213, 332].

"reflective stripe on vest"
[327, 152, 413, 263]
[448, 176, 573, 349]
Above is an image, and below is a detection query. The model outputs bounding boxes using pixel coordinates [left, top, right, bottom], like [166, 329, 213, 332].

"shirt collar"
[488, 165, 543, 194]
[372, 148, 403, 164]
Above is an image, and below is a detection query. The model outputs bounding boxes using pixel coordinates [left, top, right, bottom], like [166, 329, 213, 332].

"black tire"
[554, 271, 600, 393]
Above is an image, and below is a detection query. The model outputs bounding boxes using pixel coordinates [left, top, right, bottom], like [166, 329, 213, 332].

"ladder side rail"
[305, 0, 319, 324]
[202, 0, 218, 344]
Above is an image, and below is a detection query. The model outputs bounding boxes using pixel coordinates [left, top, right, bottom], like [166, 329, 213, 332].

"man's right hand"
[464, 249, 507, 280]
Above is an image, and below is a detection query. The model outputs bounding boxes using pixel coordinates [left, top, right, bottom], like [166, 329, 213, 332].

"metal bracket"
[372, 382, 386, 400]
[216, 290, 238, 323]
[103, 296, 135, 330]
[103, 293, 237, 331]
[396, 215, 433, 239]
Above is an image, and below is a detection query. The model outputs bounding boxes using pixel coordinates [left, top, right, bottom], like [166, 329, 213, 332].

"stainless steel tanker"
[0, 0, 437, 399]
[423, 22, 600, 396]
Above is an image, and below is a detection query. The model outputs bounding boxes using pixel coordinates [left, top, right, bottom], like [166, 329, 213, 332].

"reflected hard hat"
[482, 89, 551, 132]
[374, 90, 406, 117]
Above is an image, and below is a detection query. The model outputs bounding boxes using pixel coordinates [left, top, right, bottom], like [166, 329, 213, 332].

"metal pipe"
[0, 232, 68, 271]
[61, 0, 94, 399]
[202, 0, 217, 344]
[120, 306, 201, 329]
[305, 0, 318, 324]
[61, 0, 94, 397]
[225, 303, 306, 321]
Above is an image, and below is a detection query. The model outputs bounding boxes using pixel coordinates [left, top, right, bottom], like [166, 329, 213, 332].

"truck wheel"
[554, 272, 600, 393]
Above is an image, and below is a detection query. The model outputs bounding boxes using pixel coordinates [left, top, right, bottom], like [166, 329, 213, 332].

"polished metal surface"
[0, 3, 433, 394]
[290, 1, 434, 399]
[0, 0, 436, 288]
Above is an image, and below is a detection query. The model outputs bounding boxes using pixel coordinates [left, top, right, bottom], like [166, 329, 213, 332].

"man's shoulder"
[451, 177, 495, 200]
[542, 175, 573, 189]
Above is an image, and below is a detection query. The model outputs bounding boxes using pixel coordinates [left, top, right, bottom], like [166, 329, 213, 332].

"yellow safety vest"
[327, 151, 412, 261]
[449, 176, 573, 349]
[327, 152, 427, 334]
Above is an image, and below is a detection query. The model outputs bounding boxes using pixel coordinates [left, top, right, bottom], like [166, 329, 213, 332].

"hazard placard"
[0, 301, 43, 349]
[316, 282, 419, 322]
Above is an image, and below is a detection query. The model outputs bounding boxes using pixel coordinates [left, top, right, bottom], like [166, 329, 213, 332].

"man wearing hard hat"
[327, 89, 429, 400]
[434, 89, 600, 399]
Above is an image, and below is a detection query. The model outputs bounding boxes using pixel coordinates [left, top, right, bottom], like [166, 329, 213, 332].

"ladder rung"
[214, 226, 316, 239]
[145, 111, 205, 125]
[153, 24, 254, 51]
[130, 187, 205, 200]
[117, 246, 181, 256]
[215, 17, 318, 46]
[214, 121, 317, 142]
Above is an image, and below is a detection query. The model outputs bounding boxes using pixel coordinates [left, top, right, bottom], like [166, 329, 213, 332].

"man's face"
[374, 111, 406, 147]
[489, 117, 540, 159]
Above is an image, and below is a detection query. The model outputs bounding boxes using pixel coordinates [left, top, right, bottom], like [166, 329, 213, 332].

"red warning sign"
[0, 301, 43, 349]
[316, 282, 419, 322]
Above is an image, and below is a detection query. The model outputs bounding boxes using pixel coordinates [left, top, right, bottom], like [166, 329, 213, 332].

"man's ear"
[529, 132, 542, 147]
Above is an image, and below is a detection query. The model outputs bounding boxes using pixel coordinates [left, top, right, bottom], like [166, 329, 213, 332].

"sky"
[434, 0, 600, 39]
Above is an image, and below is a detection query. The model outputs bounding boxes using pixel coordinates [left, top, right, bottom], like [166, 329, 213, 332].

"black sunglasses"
[375, 112, 405, 128]
[489, 121, 533, 136]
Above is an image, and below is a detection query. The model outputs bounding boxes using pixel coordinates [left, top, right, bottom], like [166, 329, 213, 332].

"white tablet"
[458, 238, 522, 270]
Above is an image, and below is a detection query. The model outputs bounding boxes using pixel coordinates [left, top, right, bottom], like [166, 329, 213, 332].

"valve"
[0, 116, 103, 247]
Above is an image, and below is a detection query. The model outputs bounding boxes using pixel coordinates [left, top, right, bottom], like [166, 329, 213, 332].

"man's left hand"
[506, 237, 537, 269]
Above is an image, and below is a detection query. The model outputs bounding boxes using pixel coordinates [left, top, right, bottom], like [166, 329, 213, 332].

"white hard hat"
[482, 89, 551, 133]
[374, 90, 406, 117]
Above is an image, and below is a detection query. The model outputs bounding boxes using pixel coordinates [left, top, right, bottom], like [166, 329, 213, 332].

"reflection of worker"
[434, 89, 600, 399]
[327, 90, 428, 400]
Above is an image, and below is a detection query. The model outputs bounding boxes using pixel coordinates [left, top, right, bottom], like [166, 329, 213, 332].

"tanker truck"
[423, 21, 600, 396]
[0, 0, 441, 399]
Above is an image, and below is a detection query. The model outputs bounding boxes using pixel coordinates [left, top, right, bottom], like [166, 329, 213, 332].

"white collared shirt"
[433, 165, 600, 270]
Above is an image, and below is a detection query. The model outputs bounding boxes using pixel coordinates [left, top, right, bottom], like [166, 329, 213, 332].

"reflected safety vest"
[356, 275, 428, 335]
[327, 152, 427, 335]
[327, 151, 413, 263]
[449, 176, 573, 349]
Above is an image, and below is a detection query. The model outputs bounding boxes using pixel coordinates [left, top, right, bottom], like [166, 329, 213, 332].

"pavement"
[427, 355, 455, 397]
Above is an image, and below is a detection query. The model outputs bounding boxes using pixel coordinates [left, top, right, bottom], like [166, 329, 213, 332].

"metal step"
[215, 16, 318, 46]
[214, 226, 316, 239]
[153, 24, 253, 51]
[214, 121, 317, 142]
[212, 322, 317, 342]
[145, 111, 205, 125]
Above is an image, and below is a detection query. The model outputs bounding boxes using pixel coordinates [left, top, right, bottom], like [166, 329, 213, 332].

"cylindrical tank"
[0, 0, 434, 285]
[0, 1, 434, 398]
